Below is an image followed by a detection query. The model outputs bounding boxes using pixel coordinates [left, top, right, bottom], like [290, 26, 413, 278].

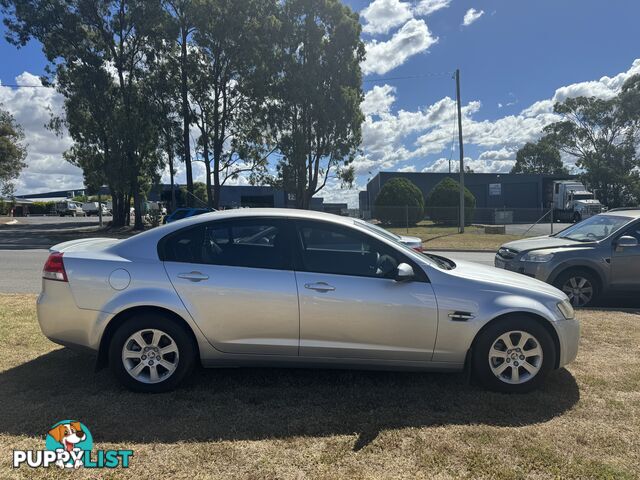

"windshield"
[355, 220, 452, 269]
[555, 215, 631, 242]
[572, 193, 594, 201]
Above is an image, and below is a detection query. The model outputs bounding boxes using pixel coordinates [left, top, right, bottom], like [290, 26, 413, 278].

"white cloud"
[398, 164, 417, 172]
[413, 0, 452, 16]
[361, 0, 451, 35]
[361, 84, 397, 116]
[0, 72, 81, 194]
[462, 8, 484, 27]
[361, 0, 413, 35]
[362, 19, 438, 76]
[358, 59, 640, 177]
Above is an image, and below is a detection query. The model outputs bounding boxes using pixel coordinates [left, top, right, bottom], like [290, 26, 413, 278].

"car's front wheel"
[554, 269, 599, 307]
[473, 316, 556, 393]
[109, 313, 196, 393]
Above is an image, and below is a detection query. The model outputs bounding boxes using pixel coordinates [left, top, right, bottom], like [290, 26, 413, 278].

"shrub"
[28, 201, 57, 215]
[426, 177, 476, 225]
[374, 177, 425, 226]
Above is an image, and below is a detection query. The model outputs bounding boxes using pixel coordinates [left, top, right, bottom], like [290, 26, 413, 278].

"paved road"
[0, 216, 111, 249]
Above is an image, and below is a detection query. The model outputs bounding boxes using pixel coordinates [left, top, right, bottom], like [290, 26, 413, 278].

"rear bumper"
[552, 318, 580, 368]
[37, 279, 110, 352]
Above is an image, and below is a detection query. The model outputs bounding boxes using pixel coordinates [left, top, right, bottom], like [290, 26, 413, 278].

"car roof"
[113, 208, 358, 260]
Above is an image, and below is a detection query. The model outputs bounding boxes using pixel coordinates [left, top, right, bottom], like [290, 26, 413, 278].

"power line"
[0, 84, 52, 88]
[363, 71, 455, 83]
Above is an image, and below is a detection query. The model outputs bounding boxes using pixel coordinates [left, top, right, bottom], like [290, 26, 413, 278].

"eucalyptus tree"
[161, 0, 202, 203]
[266, 0, 365, 209]
[189, 0, 278, 209]
[0, 107, 27, 196]
[544, 94, 638, 208]
[2, 0, 169, 228]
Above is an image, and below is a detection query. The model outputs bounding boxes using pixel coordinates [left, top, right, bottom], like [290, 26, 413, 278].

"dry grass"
[1, 294, 639, 479]
[388, 222, 523, 251]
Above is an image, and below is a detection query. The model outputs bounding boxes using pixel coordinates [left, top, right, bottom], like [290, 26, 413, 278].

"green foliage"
[0, 107, 27, 196]
[3, 0, 169, 228]
[543, 82, 640, 208]
[511, 137, 568, 174]
[267, 0, 365, 208]
[27, 201, 56, 215]
[374, 178, 425, 226]
[0, 199, 10, 215]
[426, 177, 476, 226]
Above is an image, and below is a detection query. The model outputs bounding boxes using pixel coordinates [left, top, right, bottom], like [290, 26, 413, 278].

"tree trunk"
[181, 26, 193, 205]
[167, 136, 176, 212]
[203, 140, 214, 209]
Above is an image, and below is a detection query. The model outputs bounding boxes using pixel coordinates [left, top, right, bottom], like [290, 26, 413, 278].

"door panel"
[292, 219, 438, 361]
[160, 217, 299, 355]
[296, 272, 438, 360]
[611, 224, 640, 290]
[165, 263, 299, 354]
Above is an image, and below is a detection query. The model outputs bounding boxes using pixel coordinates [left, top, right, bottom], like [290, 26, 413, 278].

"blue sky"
[1, 0, 639, 203]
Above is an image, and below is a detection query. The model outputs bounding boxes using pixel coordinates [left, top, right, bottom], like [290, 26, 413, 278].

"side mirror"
[616, 236, 638, 250]
[395, 263, 415, 282]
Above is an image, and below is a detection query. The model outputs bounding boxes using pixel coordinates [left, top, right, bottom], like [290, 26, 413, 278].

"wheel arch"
[467, 312, 562, 370]
[548, 263, 604, 293]
[96, 305, 201, 371]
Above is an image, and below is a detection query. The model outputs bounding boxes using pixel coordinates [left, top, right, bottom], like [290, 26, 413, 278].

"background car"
[163, 207, 214, 224]
[355, 220, 424, 252]
[495, 208, 640, 306]
[38, 209, 579, 394]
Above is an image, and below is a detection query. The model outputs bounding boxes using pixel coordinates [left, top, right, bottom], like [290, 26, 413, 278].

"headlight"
[521, 251, 554, 263]
[557, 300, 575, 320]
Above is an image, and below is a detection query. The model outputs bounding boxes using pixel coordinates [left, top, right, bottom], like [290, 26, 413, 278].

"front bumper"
[494, 255, 554, 282]
[552, 318, 580, 368]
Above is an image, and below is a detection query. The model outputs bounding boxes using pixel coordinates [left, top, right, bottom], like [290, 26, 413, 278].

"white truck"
[552, 180, 604, 223]
[56, 201, 85, 217]
[82, 202, 108, 216]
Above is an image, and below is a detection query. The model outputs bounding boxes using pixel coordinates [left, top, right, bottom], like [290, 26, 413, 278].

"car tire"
[472, 316, 556, 393]
[553, 269, 600, 307]
[109, 313, 196, 393]
[573, 212, 582, 223]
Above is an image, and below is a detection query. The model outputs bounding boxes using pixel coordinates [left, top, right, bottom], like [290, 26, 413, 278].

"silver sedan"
[37, 209, 579, 393]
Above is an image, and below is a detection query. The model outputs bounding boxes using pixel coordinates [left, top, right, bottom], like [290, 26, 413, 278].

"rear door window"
[160, 218, 292, 270]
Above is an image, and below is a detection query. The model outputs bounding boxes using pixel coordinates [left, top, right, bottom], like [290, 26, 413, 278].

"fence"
[343, 206, 568, 237]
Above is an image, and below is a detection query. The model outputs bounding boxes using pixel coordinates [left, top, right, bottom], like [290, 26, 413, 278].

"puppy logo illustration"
[45, 420, 93, 469]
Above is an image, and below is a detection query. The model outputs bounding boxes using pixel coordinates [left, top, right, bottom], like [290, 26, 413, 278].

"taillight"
[43, 252, 68, 282]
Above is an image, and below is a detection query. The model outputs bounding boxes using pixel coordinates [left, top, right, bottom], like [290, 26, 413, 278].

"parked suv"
[495, 209, 640, 306]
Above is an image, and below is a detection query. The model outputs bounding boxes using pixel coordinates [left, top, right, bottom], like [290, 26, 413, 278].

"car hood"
[500, 235, 595, 254]
[447, 259, 566, 300]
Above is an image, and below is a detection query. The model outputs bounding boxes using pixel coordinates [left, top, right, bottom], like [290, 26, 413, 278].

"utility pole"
[455, 69, 465, 233]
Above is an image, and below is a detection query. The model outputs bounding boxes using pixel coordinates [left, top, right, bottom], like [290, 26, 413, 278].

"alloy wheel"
[562, 276, 593, 307]
[121, 328, 180, 384]
[488, 330, 543, 385]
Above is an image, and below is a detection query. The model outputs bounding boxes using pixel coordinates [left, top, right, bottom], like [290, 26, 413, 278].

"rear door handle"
[304, 282, 336, 292]
[177, 271, 209, 282]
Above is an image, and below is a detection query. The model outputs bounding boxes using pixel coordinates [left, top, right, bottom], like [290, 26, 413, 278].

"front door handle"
[177, 271, 209, 282]
[304, 282, 336, 292]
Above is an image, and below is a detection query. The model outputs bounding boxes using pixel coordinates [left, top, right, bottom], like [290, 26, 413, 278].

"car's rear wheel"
[554, 269, 599, 307]
[473, 316, 556, 393]
[109, 313, 196, 393]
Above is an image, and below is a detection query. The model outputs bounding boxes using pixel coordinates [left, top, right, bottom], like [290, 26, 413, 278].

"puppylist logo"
[13, 420, 133, 469]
